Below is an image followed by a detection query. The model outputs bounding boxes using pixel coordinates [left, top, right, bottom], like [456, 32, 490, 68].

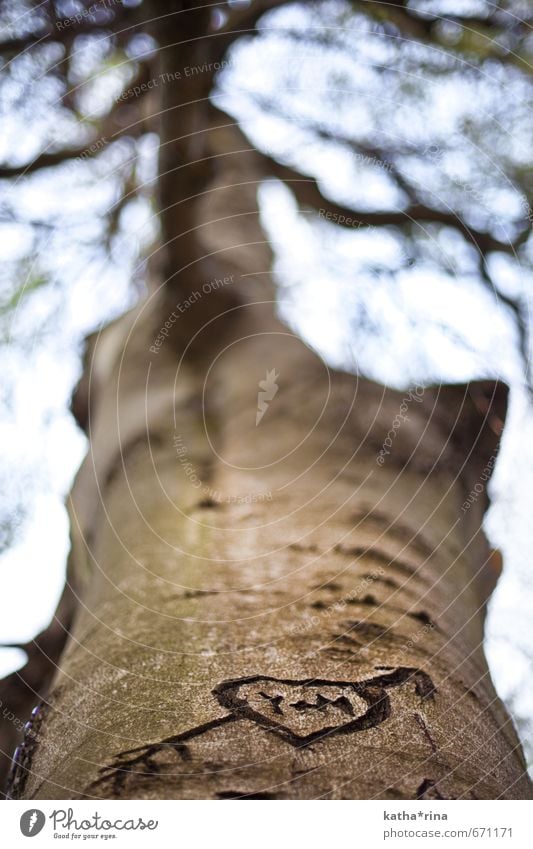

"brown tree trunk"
[6, 288, 531, 799]
[4, 7, 531, 798]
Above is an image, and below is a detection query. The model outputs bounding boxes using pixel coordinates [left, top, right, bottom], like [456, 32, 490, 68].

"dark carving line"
[416, 777, 445, 799]
[413, 712, 438, 754]
[289, 694, 355, 717]
[409, 610, 436, 628]
[341, 620, 390, 638]
[89, 714, 238, 795]
[289, 543, 319, 553]
[373, 666, 437, 700]
[351, 510, 436, 560]
[361, 574, 400, 589]
[197, 498, 219, 509]
[334, 543, 418, 577]
[216, 790, 278, 799]
[219, 685, 390, 748]
[89, 667, 437, 796]
[258, 692, 284, 715]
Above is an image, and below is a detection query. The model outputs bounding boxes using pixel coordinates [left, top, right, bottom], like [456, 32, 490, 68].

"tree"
[0, 0, 532, 799]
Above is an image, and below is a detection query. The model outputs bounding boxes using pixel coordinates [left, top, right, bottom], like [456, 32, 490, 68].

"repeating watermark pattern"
[150, 274, 234, 354]
[56, 0, 121, 30]
[256, 368, 279, 425]
[317, 209, 414, 267]
[67, 136, 108, 170]
[354, 152, 393, 173]
[461, 454, 497, 513]
[118, 59, 234, 102]
[1, 697, 34, 736]
[90, 663, 436, 794]
[424, 143, 533, 231]
[173, 434, 272, 504]
[376, 385, 425, 465]
[398, 620, 436, 661]
[319, 208, 368, 228]
[286, 568, 386, 638]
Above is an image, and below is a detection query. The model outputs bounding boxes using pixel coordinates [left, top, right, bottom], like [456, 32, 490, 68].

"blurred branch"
[0, 2, 134, 56]
[252, 146, 522, 256]
[210, 102, 526, 257]
[211, 0, 302, 60]
[0, 70, 151, 180]
[352, 0, 533, 72]
[250, 93, 419, 202]
[224, 87, 530, 255]
[234, 4, 532, 74]
[478, 258, 532, 392]
[0, 147, 101, 179]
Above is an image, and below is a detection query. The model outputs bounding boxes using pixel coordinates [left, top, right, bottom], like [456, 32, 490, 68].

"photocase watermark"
[118, 58, 234, 102]
[376, 384, 425, 465]
[1, 697, 32, 736]
[56, 0, 121, 30]
[19, 807, 159, 837]
[319, 209, 367, 228]
[318, 210, 414, 266]
[173, 434, 272, 504]
[67, 136, 108, 170]
[424, 143, 533, 231]
[398, 619, 435, 659]
[286, 568, 386, 639]
[51, 808, 158, 833]
[355, 152, 394, 173]
[316, 155, 395, 228]
[149, 274, 234, 354]
[461, 454, 496, 513]
[256, 368, 279, 425]
[20, 809, 45, 837]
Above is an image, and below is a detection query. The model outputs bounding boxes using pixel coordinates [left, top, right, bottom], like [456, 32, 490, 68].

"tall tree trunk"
[4, 3, 531, 801]
[6, 287, 531, 798]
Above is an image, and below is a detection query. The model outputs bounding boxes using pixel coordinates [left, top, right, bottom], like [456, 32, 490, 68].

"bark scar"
[5, 701, 49, 800]
[89, 666, 436, 796]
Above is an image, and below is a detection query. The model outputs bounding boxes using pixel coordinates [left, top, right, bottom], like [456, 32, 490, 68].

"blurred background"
[0, 0, 532, 770]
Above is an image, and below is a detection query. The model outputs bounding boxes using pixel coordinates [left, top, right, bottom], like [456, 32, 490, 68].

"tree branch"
[211, 0, 299, 63]
[0, 3, 133, 56]
[252, 147, 519, 255]
[0, 148, 98, 179]
[478, 258, 532, 394]
[0, 77, 151, 180]
[352, 0, 533, 72]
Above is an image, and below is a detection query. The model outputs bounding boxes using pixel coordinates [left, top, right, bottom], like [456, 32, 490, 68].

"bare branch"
[0, 3, 133, 56]
[351, 0, 533, 73]
[478, 258, 532, 394]
[252, 145, 520, 255]
[212, 0, 299, 62]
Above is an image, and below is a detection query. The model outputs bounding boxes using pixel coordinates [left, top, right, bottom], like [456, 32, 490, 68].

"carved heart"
[214, 674, 394, 745]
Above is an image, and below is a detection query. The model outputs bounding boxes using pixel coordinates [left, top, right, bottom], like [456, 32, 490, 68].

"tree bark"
[6, 286, 531, 798]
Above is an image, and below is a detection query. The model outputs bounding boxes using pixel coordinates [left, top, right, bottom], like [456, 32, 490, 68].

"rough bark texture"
[2, 5, 531, 797]
[6, 102, 533, 800]
[6, 285, 531, 798]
